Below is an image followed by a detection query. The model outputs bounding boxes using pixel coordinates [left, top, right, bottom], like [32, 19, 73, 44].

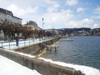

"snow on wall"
[38, 57, 100, 75]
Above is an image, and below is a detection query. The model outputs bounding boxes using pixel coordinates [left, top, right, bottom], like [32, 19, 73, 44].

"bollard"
[55, 47, 57, 52]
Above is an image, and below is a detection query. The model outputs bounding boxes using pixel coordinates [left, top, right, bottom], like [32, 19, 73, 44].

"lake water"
[42, 36, 100, 69]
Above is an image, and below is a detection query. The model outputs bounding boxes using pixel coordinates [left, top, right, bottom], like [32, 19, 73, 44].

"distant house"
[24, 21, 41, 30]
[0, 8, 22, 40]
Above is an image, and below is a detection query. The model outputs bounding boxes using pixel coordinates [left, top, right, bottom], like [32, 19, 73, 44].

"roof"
[0, 8, 22, 20]
[25, 21, 38, 26]
[0, 8, 13, 16]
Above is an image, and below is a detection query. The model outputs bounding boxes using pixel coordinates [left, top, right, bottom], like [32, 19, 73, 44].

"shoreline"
[0, 48, 100, 75]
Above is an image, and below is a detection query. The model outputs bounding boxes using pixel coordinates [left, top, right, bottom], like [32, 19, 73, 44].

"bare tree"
[0, 20, 9, 40]
[0, 20, 42, 40]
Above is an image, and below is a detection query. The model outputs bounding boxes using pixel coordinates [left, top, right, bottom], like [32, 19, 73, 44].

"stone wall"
[14, 38, 60, 55]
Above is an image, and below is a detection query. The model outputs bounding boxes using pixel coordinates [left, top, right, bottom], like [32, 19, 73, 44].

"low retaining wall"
[0, 49, 84, 75]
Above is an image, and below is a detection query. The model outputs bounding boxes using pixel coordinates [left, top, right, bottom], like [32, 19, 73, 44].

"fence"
[0, 37, 55, 50]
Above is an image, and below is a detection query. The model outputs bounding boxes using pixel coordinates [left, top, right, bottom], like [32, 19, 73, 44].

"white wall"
[0, 12, 22, 24]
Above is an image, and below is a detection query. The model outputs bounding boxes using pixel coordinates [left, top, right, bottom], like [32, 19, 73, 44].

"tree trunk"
[10, 32, 14, 40]
[4, 31, 7, 41]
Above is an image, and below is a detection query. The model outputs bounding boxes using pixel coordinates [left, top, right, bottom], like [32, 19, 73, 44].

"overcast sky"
[0, 0, 100, 29]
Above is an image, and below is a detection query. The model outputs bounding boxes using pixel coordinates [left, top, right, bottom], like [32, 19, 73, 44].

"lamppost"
[42, 18, 44, 37]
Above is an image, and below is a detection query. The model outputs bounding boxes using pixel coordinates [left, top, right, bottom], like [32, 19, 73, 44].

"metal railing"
[0, 37, 55, 50]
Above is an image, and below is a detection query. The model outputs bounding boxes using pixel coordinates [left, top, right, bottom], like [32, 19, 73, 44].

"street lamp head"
[42, 18, 44, 21]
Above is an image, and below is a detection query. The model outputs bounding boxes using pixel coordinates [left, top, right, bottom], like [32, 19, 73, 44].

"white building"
[0, 8, 22, 40]
[0, 8, 22, 24]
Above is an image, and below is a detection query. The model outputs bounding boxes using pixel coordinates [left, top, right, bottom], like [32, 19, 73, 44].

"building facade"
[24, 21, 41, 30]
[0, 8, 22, 24]
[0, 8, 22, 40]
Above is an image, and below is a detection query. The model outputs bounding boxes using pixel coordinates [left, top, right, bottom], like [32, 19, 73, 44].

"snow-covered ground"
[0, 55, 42, 75]
[0, 37, 54, 50]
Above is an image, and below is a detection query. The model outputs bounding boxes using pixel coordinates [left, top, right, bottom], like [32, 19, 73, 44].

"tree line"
[0, 20, 54, 41]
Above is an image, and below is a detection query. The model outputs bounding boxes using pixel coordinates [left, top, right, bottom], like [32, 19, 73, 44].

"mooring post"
[55, 47, 57, 52]
[50, 46, 52, 51]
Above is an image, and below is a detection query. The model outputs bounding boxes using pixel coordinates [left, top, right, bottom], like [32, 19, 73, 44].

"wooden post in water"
[55, 46, 57, 52]
[50, 46, 52, 51]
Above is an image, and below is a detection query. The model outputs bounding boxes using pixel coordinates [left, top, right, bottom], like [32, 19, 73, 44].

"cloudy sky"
[0, 0, 100, 29]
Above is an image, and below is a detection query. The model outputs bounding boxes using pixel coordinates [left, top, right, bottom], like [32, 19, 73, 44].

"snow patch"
[0, 55, 42, 75]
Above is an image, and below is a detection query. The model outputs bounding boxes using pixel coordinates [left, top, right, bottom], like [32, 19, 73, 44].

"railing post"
[9, 41, 10, 50]
[24, 40, 25, 46]
[1, 42, 3, 48]
[18, 41, 19, 48]
[33, 39, 34, 44]
[29, 39, 30, 45]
